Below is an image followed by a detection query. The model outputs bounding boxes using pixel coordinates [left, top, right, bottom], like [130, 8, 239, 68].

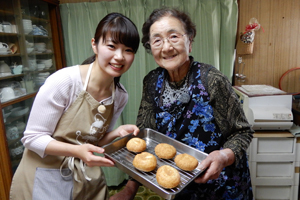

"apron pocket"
[32, 168, 73, 200]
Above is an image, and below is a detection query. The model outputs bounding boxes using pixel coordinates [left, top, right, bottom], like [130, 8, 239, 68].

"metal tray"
[103, 128, 208, 200]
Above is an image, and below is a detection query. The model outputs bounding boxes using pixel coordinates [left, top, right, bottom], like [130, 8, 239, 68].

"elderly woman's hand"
[194, 148, 235, 184]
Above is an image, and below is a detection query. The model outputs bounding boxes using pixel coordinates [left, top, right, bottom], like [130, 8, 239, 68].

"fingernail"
[197, 164, 205, 171]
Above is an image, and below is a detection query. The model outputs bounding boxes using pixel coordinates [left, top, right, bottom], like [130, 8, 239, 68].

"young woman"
[10, 13, 140, 200]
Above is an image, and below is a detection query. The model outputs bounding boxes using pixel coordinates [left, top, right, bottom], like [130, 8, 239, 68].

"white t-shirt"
[22, 65, 128, 158]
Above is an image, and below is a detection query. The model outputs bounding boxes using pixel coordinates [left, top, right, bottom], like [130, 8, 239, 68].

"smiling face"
[149, 16, 192, 80]
[92, 34, 135, 78]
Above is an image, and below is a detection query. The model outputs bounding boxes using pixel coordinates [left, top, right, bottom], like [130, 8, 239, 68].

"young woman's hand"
[98, 125, 139, 146]
[45, 140, 115, 167]
[115, 124, 139, 137]
[194, 148, 235, 183]
[75, 125, 139, 167]
[75, 143, 114, 167]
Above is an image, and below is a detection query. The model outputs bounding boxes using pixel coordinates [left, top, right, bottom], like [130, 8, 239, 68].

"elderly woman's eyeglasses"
[148, 33, 186, 49]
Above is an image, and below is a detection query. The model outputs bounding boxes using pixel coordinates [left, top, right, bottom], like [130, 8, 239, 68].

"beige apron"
[10, 63, 114, 200]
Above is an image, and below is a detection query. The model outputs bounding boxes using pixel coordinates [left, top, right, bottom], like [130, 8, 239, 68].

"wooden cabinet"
[0, 0, 65, 199]
[248, 132, 300, 200]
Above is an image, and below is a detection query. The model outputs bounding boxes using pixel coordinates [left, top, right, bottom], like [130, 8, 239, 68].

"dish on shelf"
[6, 126, 19, 140]
[10, 106, 29, 117]
[38, 72, 50, 76]
[45, 49, 52, 53]
[38, 59, 52, 69]
[32, 25, 48, 36]
[15, 121, 26, 133]
[0, 49, 11, 55]
[0, 72, 12, 77]
[0, 61, 11, 73]
[1, 86, 15, 102]
[22, 19, 33, 34]
[24, 28, 33, 35]
[26, 47, 34, 54]
[3, 111, 11, 120]
[0, 61, 12, 76]
[25, 40, 34, 48]
[34, 42, 46, 48]
[9, 140, 24, 160]
[22, 19, 32, 23]
[9, 43, 18, 54]
[35, 43, 47, 53]
[37, 63, 45, 70]
[12, 65, 23, 75]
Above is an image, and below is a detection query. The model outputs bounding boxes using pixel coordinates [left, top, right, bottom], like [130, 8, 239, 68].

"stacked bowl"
[35, 72, 50, 87]
[22, 19, 33, 34]
[0, 61, 12, 76]
[0, 48, 10, 55]
[34, 43, 46, 53]
[37, 59, 52, 69]
[37, 63, 45, 71]
[28, 58, 37, 71]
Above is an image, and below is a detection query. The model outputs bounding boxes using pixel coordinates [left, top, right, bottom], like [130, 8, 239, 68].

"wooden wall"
[235, 0, 300, 93]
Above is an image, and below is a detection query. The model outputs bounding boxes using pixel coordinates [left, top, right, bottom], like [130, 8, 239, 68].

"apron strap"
[83, 63, 93, 91]
[60, 156, 92, 182]
[83, 62, 115, 104]
[60, 63, 93, 182]
[59, 62, 115, 182]
[111, 81, 115, 104]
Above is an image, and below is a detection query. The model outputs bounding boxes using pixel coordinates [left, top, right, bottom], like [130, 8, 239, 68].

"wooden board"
[235, 0, 300, 94]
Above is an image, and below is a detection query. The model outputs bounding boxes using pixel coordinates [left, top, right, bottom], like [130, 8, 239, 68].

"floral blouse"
[136, 57, 254, 199]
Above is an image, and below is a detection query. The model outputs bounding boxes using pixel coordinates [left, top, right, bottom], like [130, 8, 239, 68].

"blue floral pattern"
[155, 64, 222, 153]
[154, 62, 253, 199]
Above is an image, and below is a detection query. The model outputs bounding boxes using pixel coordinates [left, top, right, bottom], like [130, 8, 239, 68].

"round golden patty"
[126, 138, 146, 153]
[154, 143, 176, 159]
[132, 152, 157, 172]
[156, 165, 180, 189]
[174, 153, 198, 171]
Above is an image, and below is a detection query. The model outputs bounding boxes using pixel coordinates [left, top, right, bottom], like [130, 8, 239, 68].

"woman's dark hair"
[82, 12, 140, 90]
[142, 7, 196, 53]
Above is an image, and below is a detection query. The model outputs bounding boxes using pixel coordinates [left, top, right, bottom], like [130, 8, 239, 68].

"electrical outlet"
[238, 57, 243, 64]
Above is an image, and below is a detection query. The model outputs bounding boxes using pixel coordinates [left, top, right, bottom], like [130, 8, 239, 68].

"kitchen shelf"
[0, 10, 15, 16]
[1, 92, 37, 107]
[0, 53, 21, 58]
[0, 32, 19, 37]
[0, 74, 24, 80]
[0, 0, 65, 199]
[26, 35, 52, 39]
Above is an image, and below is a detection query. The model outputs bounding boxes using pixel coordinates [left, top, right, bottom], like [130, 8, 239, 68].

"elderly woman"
[110, 7, 253, 200]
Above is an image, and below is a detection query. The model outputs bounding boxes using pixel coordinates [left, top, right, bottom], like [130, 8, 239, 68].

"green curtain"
[59, 0, 238, 186]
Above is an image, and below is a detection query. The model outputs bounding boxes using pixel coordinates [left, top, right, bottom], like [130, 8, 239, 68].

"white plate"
[3, 112, 11, 119]
[27, 48, 34, 54]
[10, 107, 29, 117]
[0, 72, 12, 77]
[0, 51, 11, 55]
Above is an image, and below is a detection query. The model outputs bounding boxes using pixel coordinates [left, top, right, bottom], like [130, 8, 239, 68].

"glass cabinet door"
[4, 98, 33, 173]
[0, 0, 59, 173]
[20, 0, 56, 94]
[0, 0, 23, 102]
